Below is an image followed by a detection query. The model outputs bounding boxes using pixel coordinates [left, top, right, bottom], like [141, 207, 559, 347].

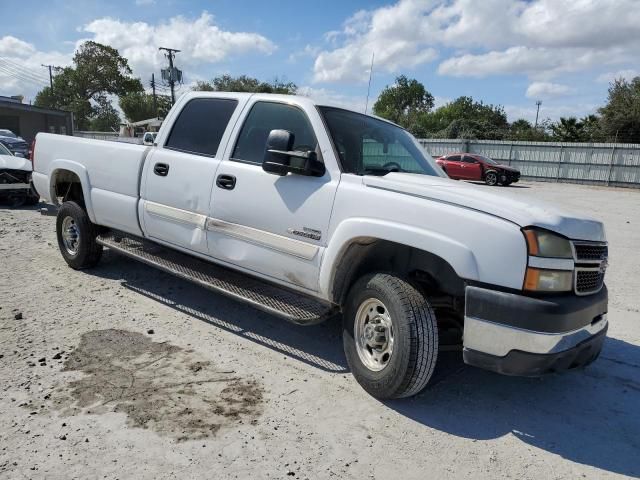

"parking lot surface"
[1, 181, 639, 479]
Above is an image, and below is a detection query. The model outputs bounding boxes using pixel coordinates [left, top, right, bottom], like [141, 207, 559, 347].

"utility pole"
[364, 52, 375, 114]
[150, 73, 158, 117]
[534, 100, 542, 129]
[159, 47, 181, 104]
[41, 64, 55, 93]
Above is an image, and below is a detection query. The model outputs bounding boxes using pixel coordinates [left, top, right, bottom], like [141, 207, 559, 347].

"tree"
[508, 118, 551, 141]
[34, 41, 143, 130]
[550, 117, 584, 141]
[420, 96, 508, 139]
[373, 75, 434, 135]
[89, 95, 121, 132]
[598, 77, 640, 143]
[193, 74, 297, 94]
[119, 92, 172, 122]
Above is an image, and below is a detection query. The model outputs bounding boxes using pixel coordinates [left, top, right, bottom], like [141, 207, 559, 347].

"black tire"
[56, 201, 103, 269]
[8, 195, 26, 208]
[484, 171, 498, 186]
[343, 273, 438, 399]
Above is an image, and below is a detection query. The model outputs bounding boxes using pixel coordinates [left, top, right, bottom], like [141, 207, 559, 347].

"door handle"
[154, 163, 170, 176]
[216, 174, 236, 190]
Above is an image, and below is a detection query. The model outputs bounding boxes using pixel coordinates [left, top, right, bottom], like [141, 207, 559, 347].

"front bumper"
[463, 285, 608, 376]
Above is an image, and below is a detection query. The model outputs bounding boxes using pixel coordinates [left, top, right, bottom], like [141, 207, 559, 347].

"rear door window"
[165, 98, 238, 157]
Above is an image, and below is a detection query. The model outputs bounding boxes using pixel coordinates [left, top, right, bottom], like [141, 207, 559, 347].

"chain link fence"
[419, 139, 640, 188]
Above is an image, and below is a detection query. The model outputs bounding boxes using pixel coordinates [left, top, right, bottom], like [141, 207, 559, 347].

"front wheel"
[485, 171, 498, 186]
[56, 201, 103, 269]
[343, 273, 438, 399]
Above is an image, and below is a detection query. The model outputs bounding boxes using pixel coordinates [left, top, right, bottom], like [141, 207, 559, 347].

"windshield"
[477, 155, 499, 165]
[0, 130, 17, 138]
[319, 106, 445, 177]
[0, 142, 12, 155]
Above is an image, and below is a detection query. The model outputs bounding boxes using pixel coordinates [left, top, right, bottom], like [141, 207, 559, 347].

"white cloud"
[0, 36, 71, 101]
[313, 0, 640, 83]
[597, 69, 639, 84]
[525, 82, 572, 99]
[312, 1, 440, 83]
[297, 86, 367, 112]
[135, 0, 155, 5]
[81, 12, 276, 83]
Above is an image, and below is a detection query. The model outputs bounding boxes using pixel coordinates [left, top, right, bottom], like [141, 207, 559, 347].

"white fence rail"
[419, 139, 640, 188]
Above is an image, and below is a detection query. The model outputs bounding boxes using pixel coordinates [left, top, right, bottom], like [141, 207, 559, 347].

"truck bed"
[33, 134, 150, 235]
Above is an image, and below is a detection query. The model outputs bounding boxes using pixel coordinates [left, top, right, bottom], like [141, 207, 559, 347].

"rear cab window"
[165, 97, 238, 157]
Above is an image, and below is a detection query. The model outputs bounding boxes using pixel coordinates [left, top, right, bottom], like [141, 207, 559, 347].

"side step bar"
[96, 231, 337, 325]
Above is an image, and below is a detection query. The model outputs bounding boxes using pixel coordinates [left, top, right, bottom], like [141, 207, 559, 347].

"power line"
[0, 56, 50, 83]
[0, 64, 49, 88]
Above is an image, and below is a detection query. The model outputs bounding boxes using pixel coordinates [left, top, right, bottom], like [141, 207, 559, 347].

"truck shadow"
[388, 338, 640, 477]
[89, 253, 639, 477]
[88, 252, 349, 373]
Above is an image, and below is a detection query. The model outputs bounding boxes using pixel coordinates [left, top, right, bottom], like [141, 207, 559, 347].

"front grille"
[574, 242, 608, 262]
[575, 269, 605, 295]
[0, 169, 29, 184]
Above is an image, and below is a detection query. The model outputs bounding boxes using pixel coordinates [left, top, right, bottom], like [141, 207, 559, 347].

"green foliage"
[598, 77, 640, 142]
[119, 91, 172, 122]
[372, 75, 434, 135]
[89, 95, 120, 132]
[34, 41, 143, 130]
[193, 74, 297, 94]
[420, 96, 509, 139]
[548, 115, 604, 142]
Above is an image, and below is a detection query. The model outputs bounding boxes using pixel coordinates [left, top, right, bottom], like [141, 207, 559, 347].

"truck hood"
[0, 154, 32, 172]
[363, 173, 605, 242]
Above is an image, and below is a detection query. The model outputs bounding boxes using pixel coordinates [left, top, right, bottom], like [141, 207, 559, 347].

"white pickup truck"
[32, 92, 609, 399]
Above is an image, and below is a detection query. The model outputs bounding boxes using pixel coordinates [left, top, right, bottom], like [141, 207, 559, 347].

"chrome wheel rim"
[61, 216, 80, 256]
[354, 298, 394, 372]
[486, 172, 497, 185]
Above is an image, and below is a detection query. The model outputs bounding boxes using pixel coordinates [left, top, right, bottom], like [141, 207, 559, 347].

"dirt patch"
[54, 329, 263, 441]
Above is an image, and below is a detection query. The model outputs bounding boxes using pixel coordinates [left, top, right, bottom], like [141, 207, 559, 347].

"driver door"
[207, 99, 339, 292]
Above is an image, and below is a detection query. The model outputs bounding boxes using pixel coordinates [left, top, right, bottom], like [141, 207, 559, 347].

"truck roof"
[178, 91, 402, 128]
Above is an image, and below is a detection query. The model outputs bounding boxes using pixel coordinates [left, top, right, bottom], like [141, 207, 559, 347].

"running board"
[96, 231, 336, 325]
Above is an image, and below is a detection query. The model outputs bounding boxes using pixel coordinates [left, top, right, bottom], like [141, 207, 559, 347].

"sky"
[1, 0, 639, 123]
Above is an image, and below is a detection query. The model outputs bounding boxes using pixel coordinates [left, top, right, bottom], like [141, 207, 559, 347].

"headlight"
[524, 268, 573, 292]
[522, 228, 574, 292]
[523, 228, 573, 258]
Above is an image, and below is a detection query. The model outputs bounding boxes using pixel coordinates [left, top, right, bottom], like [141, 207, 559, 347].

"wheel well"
[53, 170, 85, 207]
[331, 238, 466, 306]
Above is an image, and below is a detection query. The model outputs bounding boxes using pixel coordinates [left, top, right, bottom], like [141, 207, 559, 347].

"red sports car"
[435, 153, 520, 186]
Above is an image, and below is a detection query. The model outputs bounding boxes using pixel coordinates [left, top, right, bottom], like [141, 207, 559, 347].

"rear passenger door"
[140, 96, 242, 254]
[462, 155, 483, 180]
[207, 99, 339, 292]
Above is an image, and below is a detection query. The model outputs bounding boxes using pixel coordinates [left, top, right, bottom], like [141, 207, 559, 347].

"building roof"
[0, 98, 72, 117]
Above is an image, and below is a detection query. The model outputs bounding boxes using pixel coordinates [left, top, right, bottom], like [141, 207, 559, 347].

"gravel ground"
[0, 181, 639, 479]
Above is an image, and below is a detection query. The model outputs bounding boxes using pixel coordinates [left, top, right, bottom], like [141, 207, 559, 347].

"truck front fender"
[48, 159, 96, 223]
[318, 218, 480, 299]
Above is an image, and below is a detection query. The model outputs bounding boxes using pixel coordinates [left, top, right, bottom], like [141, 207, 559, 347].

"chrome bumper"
[463, 314, 608, 357]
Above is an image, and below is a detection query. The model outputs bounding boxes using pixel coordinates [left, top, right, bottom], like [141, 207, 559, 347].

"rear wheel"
[343, 273, 438, 399]
[56, 201, 103, 269]
[485, 171, 498, 186]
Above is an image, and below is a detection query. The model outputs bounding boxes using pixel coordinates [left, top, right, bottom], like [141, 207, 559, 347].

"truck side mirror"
[262, 129, 325, 177]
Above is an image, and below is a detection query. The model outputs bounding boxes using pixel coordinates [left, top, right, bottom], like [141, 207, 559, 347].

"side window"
[165, 98, 238, 157]
[447, 155, 461, 162]
[232, 102, 317, 164]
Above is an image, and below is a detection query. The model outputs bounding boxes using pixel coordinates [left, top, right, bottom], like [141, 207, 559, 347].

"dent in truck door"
[207, 100, 339, 292]
[139, 97, 240, 254]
